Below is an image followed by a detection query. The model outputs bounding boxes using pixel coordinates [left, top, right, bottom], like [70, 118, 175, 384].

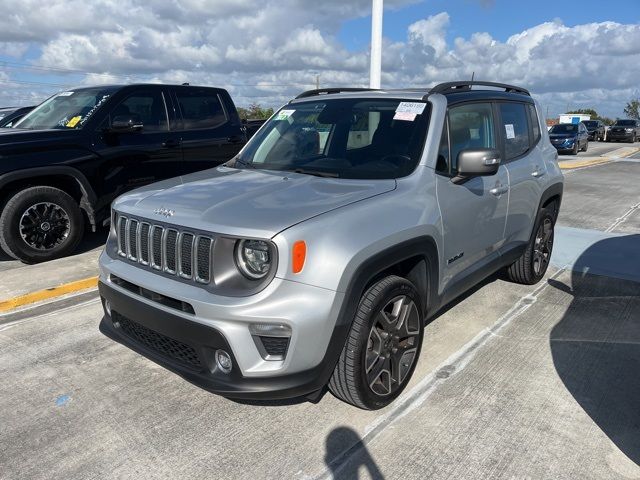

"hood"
[114, 167, 396, 238]
[0, 128, 79, 145]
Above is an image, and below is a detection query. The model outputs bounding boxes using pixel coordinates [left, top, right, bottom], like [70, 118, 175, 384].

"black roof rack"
[428, 81, 530, 97]
[295, 87, 378, 99]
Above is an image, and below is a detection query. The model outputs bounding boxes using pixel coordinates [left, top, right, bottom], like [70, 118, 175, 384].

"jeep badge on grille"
[154, 207, 175, 217]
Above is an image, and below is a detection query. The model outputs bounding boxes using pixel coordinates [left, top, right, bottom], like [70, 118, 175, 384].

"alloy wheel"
[533, 217, 553, 275]
[365, 295, 421, 396]
[19, 202, 71, 250]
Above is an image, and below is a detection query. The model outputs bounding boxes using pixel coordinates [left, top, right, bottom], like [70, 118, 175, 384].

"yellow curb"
[618, 147, 640, 158]
[559, 157, 612, 170]
[0, 276, 98, 313]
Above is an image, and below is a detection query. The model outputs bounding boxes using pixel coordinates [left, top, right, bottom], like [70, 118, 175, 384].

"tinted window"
[614, 120, 637, 127]
[448, 103, 495, 174]
[235, 99, 430, 179]
[176, 90, 226, 129]
[582, 121, 597, 128]
[499, 103, 530, 160]
[527, 104, 541, 144]
[111, 91, 168, 132]
[550, 124, 578, 134]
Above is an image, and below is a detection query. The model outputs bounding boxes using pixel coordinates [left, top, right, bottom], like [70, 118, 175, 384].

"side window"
[175, 90, 227, 130]
[527, 104, 541, 144]
[448, 103, 495, 174]
[110, 91, 168, 132]
[436, 117, 450, 174]
[499, 102, 530, 160]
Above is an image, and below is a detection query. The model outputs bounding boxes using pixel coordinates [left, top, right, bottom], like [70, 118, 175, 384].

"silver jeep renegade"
[99, 81, 563, 410]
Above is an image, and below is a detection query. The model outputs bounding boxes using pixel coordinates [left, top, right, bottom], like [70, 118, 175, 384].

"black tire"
[328, 275, 424, 410]
[582, 140, 588, 152]
[505, 208, 554, 285]
[0, 186, 84, 264]
[571, 141, 579, 155]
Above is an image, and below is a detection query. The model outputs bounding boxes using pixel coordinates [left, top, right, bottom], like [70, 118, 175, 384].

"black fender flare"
[0, 166, 98, 228]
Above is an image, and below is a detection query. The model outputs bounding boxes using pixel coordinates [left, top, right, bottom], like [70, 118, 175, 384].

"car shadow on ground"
[0, 227, 109, 263]
[549, 234, 640, 466]
[324, 427, 385, 480]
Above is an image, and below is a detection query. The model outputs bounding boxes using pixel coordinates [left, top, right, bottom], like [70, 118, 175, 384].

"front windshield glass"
[233, 98, 430, 179]
[14, 87, 117, 130]
[550, 124, 578, 134]
[615, 120, 636, 126]
[582, 121, 597, 128]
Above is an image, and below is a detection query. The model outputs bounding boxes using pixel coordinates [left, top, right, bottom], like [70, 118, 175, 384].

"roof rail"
[428, 81, 530, 97]
[295, 87, 378, 99]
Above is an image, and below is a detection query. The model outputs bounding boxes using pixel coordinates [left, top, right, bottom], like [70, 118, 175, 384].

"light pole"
[370, 0, 383, 89]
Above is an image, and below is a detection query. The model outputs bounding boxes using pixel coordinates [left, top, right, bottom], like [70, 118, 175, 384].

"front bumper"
[608, 132, 634, 141]
[550, 140, 576, 152]
[98, 252, 347, 400]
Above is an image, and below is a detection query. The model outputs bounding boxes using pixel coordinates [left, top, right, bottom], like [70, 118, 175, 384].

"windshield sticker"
[275, 109, 295, 121]
[66, 116, 82, 128]
[396, 102, 426, 115]
[505, 124, 516, 139]
[393, 111, 417, 122]
[79, 94, 111, 126]
[57, 91, 74, 97]
[57, 116, 70, 127]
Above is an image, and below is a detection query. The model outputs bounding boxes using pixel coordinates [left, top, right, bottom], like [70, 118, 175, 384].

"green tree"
[623, 99, 640, 120]
[237, 103, 274, 120]
[566, 108, 614, 125]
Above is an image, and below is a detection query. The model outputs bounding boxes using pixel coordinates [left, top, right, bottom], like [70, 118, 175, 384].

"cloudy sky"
[0, 0, 639, 118]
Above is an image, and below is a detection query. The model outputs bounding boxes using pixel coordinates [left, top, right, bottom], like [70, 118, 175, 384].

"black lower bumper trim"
[99, 281, 329, 400]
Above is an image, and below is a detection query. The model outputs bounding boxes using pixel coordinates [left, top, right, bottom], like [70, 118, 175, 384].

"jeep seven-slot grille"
[116, 214, 213, 284]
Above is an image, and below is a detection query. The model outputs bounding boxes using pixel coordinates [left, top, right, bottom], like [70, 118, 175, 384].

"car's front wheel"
[328, 275, 424, 410]
[0, 186, 84, 264]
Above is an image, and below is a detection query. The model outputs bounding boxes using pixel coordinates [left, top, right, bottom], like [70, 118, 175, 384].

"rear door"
[500, 101, 545, 248]
[435, 101, 509, 287]
[171, 87, 245, 174]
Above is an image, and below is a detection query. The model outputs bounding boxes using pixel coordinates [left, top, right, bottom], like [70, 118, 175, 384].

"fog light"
[249, 323, 292, 337]
[104, 299, 112, 316]
[215, 350, 233, 373]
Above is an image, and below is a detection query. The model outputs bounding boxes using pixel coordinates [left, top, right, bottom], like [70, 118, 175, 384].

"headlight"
[625, 128, 634, 132]
[235, 239, 272, 279]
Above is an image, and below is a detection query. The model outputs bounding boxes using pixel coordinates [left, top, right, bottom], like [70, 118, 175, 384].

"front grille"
[116, 214, 213, 284]
[113, 311, 201, 370]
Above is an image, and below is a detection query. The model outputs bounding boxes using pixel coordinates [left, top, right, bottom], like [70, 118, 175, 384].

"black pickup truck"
[0, 84, 264, 263]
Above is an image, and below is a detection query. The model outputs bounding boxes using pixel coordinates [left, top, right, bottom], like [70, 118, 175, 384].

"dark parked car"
[607, 119, 640, 143]
[548, 123, 589, 155]
[0, 106, 35, 128]
[0, 84, 264, 263]
[582, 119, 605, 141]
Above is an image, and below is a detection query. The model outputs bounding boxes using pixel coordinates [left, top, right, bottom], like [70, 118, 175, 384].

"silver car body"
[99, 87, 563, 398]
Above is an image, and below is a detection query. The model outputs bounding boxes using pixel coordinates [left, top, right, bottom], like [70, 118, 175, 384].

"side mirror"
[452, 148, 501, 184]
[111, 114, 143, 132]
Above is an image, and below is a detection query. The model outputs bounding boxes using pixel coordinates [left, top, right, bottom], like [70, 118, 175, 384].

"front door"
[435, 102, 509, 289]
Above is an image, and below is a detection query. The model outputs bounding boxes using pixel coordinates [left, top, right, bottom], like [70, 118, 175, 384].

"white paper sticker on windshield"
[58, 91, 74, 96]
[396, 102, 426, 115]
[393, 111, 417, 121]
[505, 124, 515, 139]
[275, 109, 295, 120]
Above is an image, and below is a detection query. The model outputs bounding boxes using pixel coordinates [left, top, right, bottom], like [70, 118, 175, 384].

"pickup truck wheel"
[505, 208, 554, 285]
[0, 186, 84, 264]
[328, 275, 424, 410]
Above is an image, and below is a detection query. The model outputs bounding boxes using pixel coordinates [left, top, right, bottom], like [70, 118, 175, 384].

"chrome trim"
[127, 219, 139, 261]
[163, 228, 179, 275]
[117, 215, 127, 257]
[150, 225, 164, 270]
[178, 232, 195, 279]
[194, 235, 213, 284]
[139, 222, 151, 266]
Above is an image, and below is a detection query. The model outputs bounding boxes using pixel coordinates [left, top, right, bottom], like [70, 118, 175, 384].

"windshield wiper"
[292, 168, 339, 178]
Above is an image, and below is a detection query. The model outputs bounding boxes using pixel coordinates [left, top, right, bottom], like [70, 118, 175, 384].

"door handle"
[489, 185, 508, 196]
[531, 167, 545, 178]
[227, 135, 244, 144]
[162, 139, 181, 148]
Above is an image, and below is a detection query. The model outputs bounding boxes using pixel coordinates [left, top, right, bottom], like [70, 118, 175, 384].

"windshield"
[14, 87, 117, 130]
[233, 98, 430, 179]
[550, 124, 578, 134]
[582, 121, 597, 128]
[614, 120, 636, 126]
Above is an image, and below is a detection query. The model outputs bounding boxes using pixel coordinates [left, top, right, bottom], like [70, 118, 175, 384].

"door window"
[110, 91, 168, 132]
[448, 103, 496, 174]
[499, 103, 530, 160]
[176, 90, 227, 130]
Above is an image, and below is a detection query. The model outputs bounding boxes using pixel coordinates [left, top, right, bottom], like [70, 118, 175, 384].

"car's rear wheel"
[0, 186, 84, 264]
[328, 275, 424, 410]
[582, 140, 588, 152]
[505, 208, 554, 285]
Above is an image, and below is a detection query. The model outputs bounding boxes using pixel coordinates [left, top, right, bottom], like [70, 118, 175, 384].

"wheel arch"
[0, 167, 98, 230]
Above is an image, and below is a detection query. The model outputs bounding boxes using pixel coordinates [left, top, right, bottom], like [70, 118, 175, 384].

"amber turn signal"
[292, 241, 306, 274]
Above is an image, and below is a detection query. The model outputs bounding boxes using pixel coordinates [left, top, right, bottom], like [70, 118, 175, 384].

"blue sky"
[339, 0, 640, 49]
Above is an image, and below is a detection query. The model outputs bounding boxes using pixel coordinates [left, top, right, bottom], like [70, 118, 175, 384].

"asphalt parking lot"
[1, 141, 639, 479]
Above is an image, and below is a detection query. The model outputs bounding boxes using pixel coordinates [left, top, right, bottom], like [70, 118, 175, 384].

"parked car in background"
[607, 119, 640, 143]
[582, 120, 605, 141]
[548, 123, 589, 155]
[0, 84, 264, 263]
[0, 106, 35, 128]
[99, 81, 563, 409]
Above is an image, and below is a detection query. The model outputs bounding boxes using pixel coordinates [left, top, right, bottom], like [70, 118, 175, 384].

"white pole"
[369, 0, 383, 89]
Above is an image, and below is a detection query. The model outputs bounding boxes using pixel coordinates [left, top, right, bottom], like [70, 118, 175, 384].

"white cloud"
[0, 3, 638, 118]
